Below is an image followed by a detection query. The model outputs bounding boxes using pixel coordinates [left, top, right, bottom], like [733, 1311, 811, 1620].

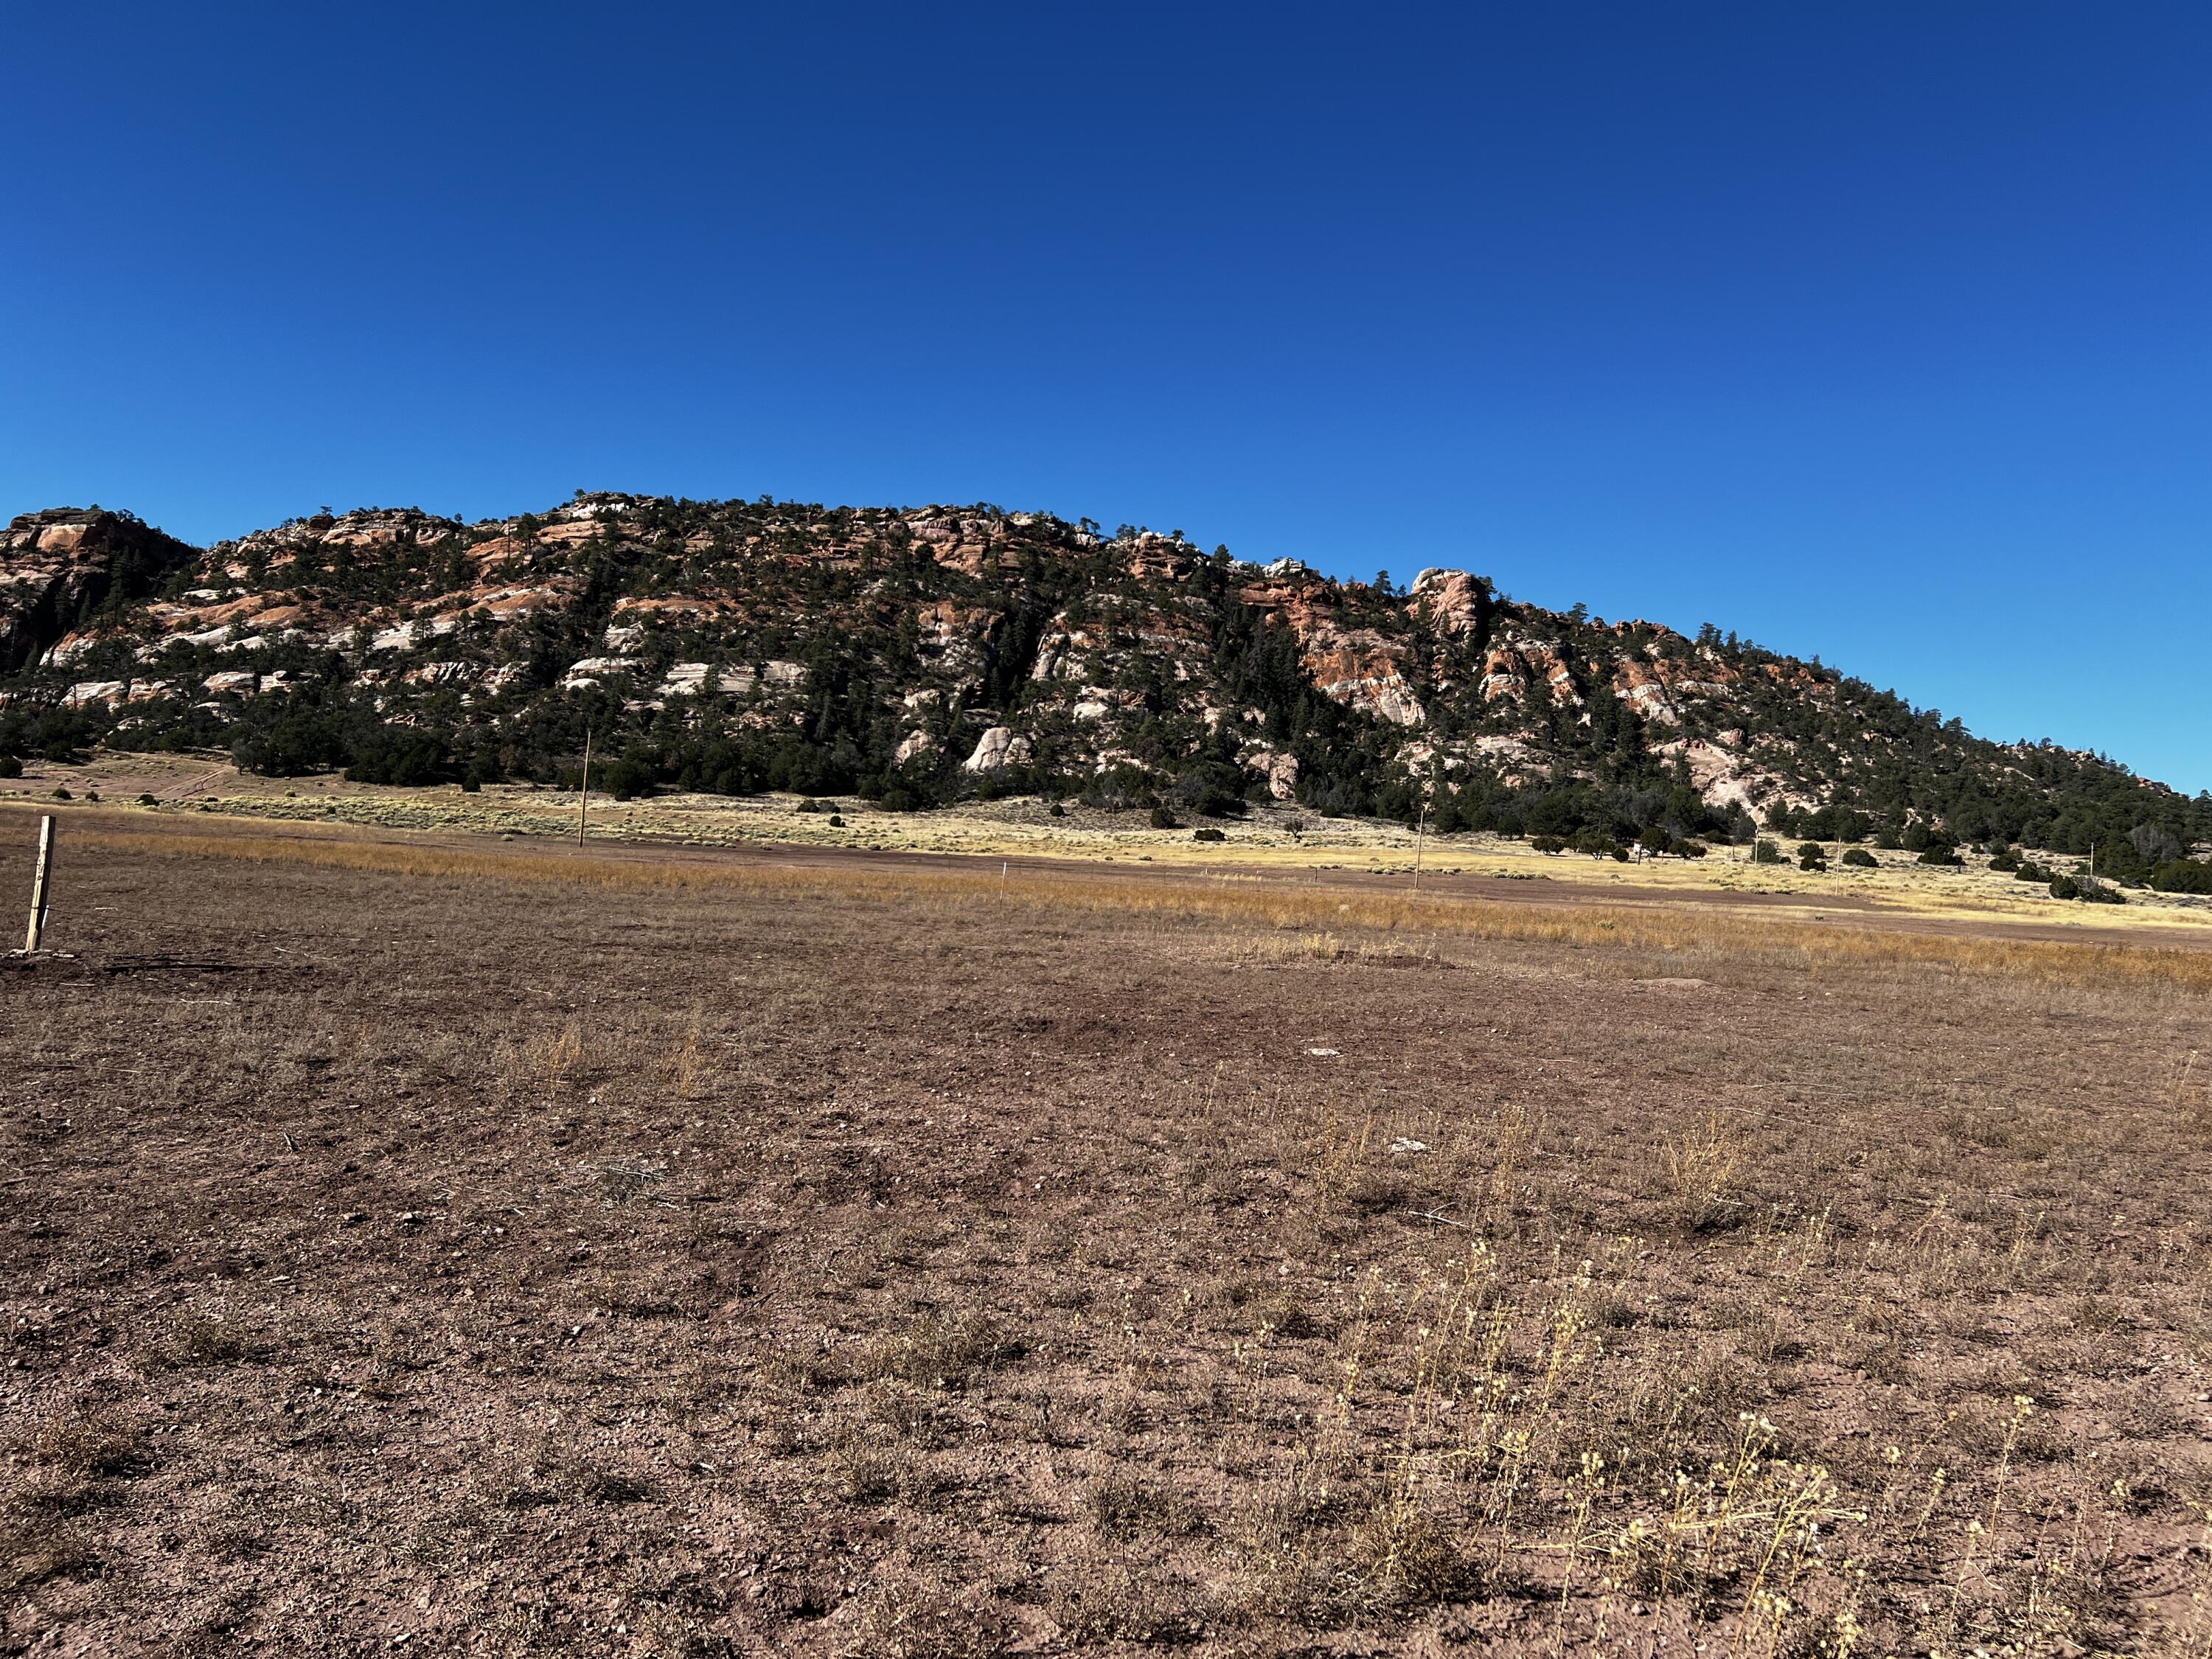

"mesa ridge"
[2, 495, 2204, 866]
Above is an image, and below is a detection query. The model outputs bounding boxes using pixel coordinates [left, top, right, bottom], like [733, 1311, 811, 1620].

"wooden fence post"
[24, 814, 55, 953]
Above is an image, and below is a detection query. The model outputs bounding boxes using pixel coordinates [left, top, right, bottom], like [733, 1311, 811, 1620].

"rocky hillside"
[0, 508, 199, 675]
[2, 493, 2205, 862]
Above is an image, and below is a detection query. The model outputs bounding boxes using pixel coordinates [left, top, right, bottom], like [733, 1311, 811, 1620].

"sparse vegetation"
[1658, 1105, 1745, 1230]
[4, 811, 2211, 1652]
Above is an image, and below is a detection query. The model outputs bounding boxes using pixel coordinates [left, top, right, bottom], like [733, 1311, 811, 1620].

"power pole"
[1411, 757, 1438, 893]
[24, 815, 55, 953]
[577, 725, 593, 849]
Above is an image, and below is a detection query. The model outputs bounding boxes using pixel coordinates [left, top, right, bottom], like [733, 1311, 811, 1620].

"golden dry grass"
[44, 810, 2212, 998]
[16, 748, 2212, 936]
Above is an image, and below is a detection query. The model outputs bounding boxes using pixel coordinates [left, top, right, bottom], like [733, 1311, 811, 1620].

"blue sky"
[5, 3, 2207, 791]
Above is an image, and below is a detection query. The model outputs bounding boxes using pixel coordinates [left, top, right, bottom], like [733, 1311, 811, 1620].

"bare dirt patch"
[5, 827, 2212, 1654]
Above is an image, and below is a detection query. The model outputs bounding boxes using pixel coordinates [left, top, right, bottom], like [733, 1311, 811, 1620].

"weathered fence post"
[24, 814, 55, 952]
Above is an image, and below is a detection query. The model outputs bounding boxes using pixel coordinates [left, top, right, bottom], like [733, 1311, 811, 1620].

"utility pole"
[24, 815, 55, 953]
[1411, 757, 1438, 894]
[576, 725, 592, 849]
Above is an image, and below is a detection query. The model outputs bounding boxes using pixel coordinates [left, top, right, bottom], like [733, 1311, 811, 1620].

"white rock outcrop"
[961, 726, 1034, 773]
[1248, 750, 1300, 800]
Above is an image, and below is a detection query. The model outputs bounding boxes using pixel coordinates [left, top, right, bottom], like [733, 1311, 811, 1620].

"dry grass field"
[10, 752, 2212, 938]
[7, 809, 2212, 1656]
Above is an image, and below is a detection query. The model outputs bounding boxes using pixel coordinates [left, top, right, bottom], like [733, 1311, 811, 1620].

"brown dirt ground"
[5, 820, 2212, 1655]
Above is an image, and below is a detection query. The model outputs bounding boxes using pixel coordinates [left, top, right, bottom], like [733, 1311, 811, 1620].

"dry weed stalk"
[659, 1012, 706, 1101]
[1489, 1102, 1537, 1223]
[1660, 1106, 1745, 1231]
[2177, 1048, 2210, 1137]
[2176, 1503, 2212, 1656]
[543, 1016, 583, 1095]
[1948, 1393, 2034, 1633]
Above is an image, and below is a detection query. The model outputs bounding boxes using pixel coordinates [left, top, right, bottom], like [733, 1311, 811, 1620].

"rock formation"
[1, 493, 2197, 848]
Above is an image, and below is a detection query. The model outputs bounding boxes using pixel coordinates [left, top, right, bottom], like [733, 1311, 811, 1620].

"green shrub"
[1610, 842, 1631, 862]
[1752, 839, 1784, 865]
[1798, 805, 1871, 842]
[0, 755, 21, 779]
[599, 756, 656, 801]
[1798, 843, 1828, 872]
[2150, 859, 2212, 894]
[1672, 839, 1708, 858]
[346, 728, 456, 786]
[1168, 762, 1249, 819]
[1840, 846, 1877, 868]
[1988, 849, 2019, 872]
[2048, 872, 2122, 905]
[1048, 801, 1065, 818]
[827, 813, 844, 827]
[1149, 804, 1181, 830]
[796, 796, 830, 813]
[1531, 835, 1566, 855]
[1917, 844, 1963, 867]
[52, 786, 72, 801]
[1192, 826, 1225, 843]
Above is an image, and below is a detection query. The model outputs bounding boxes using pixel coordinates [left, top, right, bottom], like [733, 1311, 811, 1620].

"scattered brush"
[868, 1308, 1020, 1392]
[1082, 1470, 1206, 1540]
[24, 1408, 143, 1481]
[1660, 1105, 1746, 1232]
[844, 1579, 1011, 1659]
[161, 1313, 266, 1369]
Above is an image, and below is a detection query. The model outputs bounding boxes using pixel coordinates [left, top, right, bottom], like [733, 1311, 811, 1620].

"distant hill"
[4, 495, 2206, 873]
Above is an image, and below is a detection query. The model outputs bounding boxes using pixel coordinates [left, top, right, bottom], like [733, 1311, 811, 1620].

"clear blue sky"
[5, 3, 2207, 791]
